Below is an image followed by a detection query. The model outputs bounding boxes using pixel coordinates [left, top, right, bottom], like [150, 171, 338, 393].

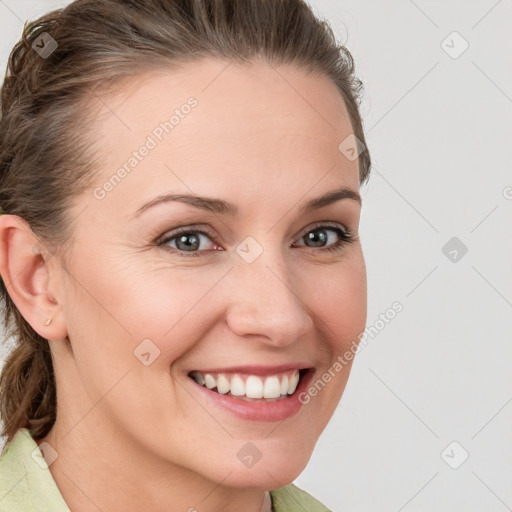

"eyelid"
[156, 220, 354, 256]
[156, 224, 217, 245]
[157, 221, 350, 244]
[294, 220, 350, 241]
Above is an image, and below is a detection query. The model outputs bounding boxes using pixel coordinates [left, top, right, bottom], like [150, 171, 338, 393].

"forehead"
[84, 59, 359, 214]
[96, 58, 352, 125]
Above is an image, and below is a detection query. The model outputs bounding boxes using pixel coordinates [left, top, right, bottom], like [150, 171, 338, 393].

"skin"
[0, 58, 366, 512]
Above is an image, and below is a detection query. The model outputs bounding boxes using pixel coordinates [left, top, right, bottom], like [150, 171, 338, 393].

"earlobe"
[0, 214, 68, 341]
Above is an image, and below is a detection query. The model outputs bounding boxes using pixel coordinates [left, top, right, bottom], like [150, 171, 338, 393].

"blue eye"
[293, 225, 354, 253]
[157, 223, 354, 257]
[158, 228, 217, 256]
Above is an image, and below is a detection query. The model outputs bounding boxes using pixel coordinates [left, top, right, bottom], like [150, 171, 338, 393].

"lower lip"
[188, 370, 314, 422]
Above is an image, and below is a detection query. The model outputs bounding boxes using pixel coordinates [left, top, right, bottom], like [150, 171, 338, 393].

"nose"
[224, 252, 312, 348]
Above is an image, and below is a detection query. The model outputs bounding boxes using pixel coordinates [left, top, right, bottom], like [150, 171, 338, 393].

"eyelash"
[156, 223, 355, 258]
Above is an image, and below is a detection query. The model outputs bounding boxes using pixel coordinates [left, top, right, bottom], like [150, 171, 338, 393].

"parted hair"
[0, 0, 371, 444]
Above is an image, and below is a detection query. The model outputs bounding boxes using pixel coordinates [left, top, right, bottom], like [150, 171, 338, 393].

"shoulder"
[270, 483, 333, 512]
[0, 428, 70, 512]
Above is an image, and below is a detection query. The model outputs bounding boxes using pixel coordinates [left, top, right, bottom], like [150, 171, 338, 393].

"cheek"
[304, 256, 367, 353]
[67, 262, 228, 370]
[295, 258, 366, 432]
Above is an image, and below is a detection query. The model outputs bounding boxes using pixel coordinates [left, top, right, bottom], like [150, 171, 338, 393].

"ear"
[0, 214, 68, 341]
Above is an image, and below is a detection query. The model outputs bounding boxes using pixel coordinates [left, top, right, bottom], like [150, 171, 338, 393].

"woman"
[0, 0, 371, 510]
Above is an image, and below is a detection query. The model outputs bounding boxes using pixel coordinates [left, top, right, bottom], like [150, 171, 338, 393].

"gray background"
[1, 1, 511, 511]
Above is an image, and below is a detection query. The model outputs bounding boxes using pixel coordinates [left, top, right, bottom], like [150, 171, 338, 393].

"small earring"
[44, 317, 52, 326]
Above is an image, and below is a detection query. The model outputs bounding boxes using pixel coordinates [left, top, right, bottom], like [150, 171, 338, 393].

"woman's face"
[50, 59, 366, 488]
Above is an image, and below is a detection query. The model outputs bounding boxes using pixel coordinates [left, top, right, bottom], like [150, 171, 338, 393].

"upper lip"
[188, 364, 313, 376]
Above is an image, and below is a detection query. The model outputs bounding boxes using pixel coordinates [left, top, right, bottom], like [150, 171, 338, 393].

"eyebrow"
[132, 186, 361, 218]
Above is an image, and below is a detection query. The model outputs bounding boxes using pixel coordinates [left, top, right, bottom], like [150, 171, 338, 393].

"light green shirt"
[0, 428, 332, 511]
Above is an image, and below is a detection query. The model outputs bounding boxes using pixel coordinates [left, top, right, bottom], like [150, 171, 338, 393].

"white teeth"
[280, 375, 289, 396]
[264, 376, 281, 399]
[204, 373, 216, 389]
[190, 369, 302, 399]
[246, 376, 263, 398]
[216, 374, 230, 394]
[230, 375, 245, 396]
[288, 371, 300, 395]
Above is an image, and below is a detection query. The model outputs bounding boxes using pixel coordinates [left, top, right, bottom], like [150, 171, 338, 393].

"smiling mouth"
[188, 369, 309, 402]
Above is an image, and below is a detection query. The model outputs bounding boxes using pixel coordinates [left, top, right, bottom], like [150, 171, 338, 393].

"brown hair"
[0, 0, 371, 444]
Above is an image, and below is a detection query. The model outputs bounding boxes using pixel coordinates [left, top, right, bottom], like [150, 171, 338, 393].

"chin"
[213, 447, 313, 490]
